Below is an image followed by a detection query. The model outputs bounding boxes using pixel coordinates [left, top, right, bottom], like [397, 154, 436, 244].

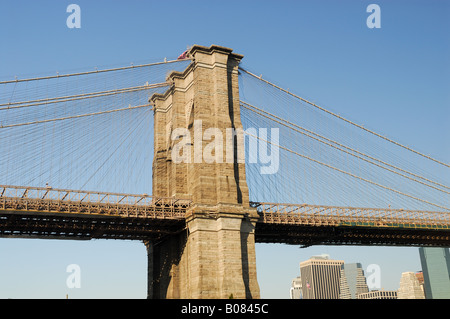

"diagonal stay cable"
[0, 104, 153, 129]
[79, 108, 149, 190]
[245, 131, 449, 212]
[240, 101, 450, 193]
[239, 67, 449, 168]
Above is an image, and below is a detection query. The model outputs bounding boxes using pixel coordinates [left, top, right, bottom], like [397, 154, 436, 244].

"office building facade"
[339, 263, 369, 299]
[397, 271, 425, 299]
[357, 290, 397, 299]
[300, 255, 344, 299]
[419, 247, 450, 299]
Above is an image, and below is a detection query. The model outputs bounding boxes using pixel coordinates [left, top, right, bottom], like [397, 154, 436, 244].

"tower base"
[146, 207, 260, 299]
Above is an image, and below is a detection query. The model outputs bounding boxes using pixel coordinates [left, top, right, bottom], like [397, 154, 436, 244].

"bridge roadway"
[0, 185, 449, 246]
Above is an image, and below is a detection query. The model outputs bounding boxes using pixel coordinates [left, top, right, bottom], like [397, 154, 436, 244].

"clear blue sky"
[0, 0, 448, 298]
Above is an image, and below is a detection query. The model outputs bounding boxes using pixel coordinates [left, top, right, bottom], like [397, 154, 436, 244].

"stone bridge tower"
[146, 45, 260, 299]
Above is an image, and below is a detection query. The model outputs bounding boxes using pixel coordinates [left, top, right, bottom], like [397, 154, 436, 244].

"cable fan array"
[0, 57, 448, 213]
[0, 59, 191, 195]
[238, 66, 449, 212]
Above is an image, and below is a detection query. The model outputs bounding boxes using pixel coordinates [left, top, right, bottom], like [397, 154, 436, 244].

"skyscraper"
[415, 271, 425, 291]
[339, 263, 369, 299]
[290, 276, 302, 299]
[300, 254, 344, 299]
[419, 247, 450, 299]
[397, 272, 425, 299]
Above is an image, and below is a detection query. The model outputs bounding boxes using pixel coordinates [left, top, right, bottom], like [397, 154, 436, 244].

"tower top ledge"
[150, 44, 243, 104]
[188, 44, 244, 61]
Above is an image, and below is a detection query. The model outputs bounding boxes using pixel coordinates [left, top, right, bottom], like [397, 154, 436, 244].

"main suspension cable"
[0, 104, 153, 129]
[0, 58, 191, 85]
[0, 82, 169, 110]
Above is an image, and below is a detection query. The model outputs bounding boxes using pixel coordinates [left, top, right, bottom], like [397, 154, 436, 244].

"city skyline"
[1, 1, 448, 299]
[290, 252, 436, 299]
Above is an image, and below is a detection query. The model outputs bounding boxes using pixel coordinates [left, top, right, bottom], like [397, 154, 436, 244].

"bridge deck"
[1, 186, 449, 246]
[252, 202, 450, 247]
[252, 202, 449, 230]
[0, 185, 189, 240]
